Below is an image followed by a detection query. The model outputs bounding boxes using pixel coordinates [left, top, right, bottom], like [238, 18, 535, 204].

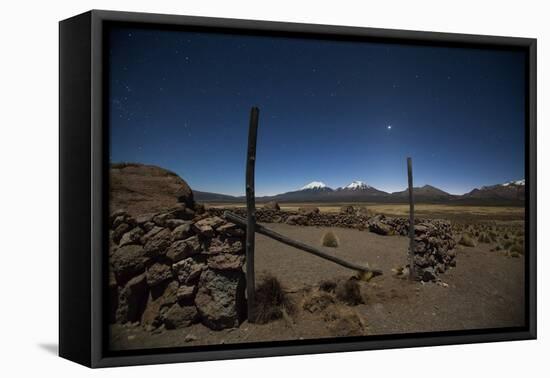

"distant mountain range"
[194, 179, 526, 205]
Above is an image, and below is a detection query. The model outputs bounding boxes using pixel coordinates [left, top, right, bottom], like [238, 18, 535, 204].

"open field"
[204, 202, 525, 222]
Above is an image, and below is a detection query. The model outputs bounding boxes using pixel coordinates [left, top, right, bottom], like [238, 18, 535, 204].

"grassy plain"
[205, 202, 525, 222]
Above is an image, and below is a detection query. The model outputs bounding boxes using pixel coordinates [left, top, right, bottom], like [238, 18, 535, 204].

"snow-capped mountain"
[338, 180, 371, 190]
[461, 179, 525, 203]
[301, 181, 328, 190]
[502, 179, 525, 187]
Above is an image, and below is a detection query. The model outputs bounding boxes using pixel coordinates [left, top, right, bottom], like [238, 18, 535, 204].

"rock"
[195, 269, 245, 330]
[141, 226, 164, 243]
[145, 263, 173, 287]
[109, 271, 118, 323]
[152, 213, 175, 227]
[172, 257, 205, 285]
[142, 221, 156, 233]
[264, 201, 280, 211]
[207, 254, 245, 270]
[171, 222, 192, 241]
[340, 205, 355, 214]
[184, 334, 198, 343]
[163, 303, 198, 329]
[286, 215, 307, 226]
[194, 203, 205, 214]
[143, 228, 172, 258]
[177, 285, 196, 302]
[135, 214, 154, 225]
[421, 267, 437, 282]
[369, 221, 391, 236]
[205, 237, 243, 255]
[116, 273, 148, 323]
[298, 206, 320, 216]
[216, 222, 243, 237]
[111, 245, 149, 284]
[112, 223, 131, 243]
[118, 227, 144, 247]
[414, 225, 429, 234]
[141, 281, 179, 326]
[167, 205, 196, 220]
[193, 217, 225, 236]
[110, 209, 127, 225]
[165, 219, 188, 230]
[175, 183, 195, 207]
[166, 237, 201, 263]
[112, 215, 127, 229]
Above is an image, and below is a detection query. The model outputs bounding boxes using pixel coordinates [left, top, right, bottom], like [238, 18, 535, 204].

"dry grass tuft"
[319, 279, 338, 293]
[254, 274, 296, 324]
[509, 243, 524, 255]
[323, 305, 366, 337]
[303, 290, 337, 313]
[335, 278, 364, 305]
[321, 231, 339, 248]
[458, 234, 476, 247]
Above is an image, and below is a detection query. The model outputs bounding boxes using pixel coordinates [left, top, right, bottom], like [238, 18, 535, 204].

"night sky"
[108, 26, 526, 196]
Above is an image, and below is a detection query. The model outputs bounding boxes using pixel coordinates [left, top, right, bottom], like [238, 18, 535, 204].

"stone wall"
[109, 204, 246, 331]
[210, 206, 457, 281]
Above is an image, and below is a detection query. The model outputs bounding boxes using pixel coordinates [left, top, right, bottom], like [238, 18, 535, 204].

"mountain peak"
[501, 179, 525, 187]
[300, 181, 327, 190]
[341, 180, 371, 190]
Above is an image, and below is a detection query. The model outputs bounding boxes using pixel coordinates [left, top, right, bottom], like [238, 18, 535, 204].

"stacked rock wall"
[412, 221, 456, 281]
[210, 207, 456, 281]
[109, 205, 246, 331]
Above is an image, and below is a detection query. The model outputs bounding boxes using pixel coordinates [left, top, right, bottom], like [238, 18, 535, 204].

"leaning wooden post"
[245, 107, 259, 323]
[407, 157, 416, 280]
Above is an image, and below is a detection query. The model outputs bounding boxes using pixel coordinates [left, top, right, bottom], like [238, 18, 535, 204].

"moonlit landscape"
[107, 25, 527, 351]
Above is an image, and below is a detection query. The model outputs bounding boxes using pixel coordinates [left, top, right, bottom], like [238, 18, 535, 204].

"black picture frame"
[59, 9, 537, 368]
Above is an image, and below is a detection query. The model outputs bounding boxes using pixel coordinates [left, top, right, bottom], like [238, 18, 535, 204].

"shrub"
[478, 233, 491, 244]
[322, 231, 339, 248]
[458, 234, 476, 247]
[319, 279, 337, 293]
[335, 278, 363, 306]
[510, 243, 524, 255]
[254, 274, 296, 324]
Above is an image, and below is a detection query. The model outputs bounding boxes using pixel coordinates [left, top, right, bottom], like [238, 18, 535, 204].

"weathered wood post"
[246, 107, 259, 322]
[407, 157, 416, 280]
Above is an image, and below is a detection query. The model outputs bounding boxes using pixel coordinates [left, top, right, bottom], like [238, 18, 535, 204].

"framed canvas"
[59, 10, 536, 368]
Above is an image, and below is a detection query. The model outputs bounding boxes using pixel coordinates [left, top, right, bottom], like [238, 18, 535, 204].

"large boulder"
[116, 273, 148, 323]
[207, 254, 245, 271]
[145, 263, 173, 287]
[195, 269, 246, 330]
[172, 257, 205, 285]
[141, 281, 179, 326]
[111, 244, 149, 284]
[368, 220, 392, 236]
[163, 303, 198, 329]
[143, 228, 172, 258]
[110, 163, 195, 216]
[118, 227, 144, 247]
[166, 236, 201, 263]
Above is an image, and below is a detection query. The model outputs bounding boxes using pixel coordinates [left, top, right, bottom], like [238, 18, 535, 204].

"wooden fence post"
[407, 157, 416, 280]
[246, 107, 259, 323]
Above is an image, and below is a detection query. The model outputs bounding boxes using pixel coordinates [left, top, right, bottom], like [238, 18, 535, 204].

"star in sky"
[387, 125, 392, 130]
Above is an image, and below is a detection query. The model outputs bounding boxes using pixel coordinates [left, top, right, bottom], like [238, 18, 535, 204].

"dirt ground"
[110, 222, 525, 350]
